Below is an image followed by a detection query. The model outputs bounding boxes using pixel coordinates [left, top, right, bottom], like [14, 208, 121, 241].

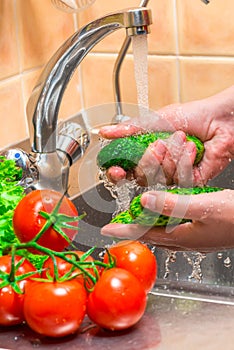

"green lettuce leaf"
[0, 156, 25, 255]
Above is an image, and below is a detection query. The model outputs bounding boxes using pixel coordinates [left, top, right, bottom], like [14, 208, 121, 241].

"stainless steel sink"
[3, 110, 234, 303]
[2, 111, 234, 349]
[1, 292, 234, 349]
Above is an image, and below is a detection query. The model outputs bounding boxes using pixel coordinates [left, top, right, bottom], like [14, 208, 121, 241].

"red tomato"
[103, 240, 157, 293]
[23, 280, 87, 337]
[0, 255, 39, 326]
[87, 267, 147, 331]
[41, 250, 95, 288]
[13, 189, 79, 252]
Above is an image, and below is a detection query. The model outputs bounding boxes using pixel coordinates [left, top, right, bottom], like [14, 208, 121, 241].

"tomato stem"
[13, 241, 106, 285]
[9, 246, 16, 283]
[0, 248, 43, 293]
[105, 248, 116, 268]
[30, 191, 85, 244]
[3, 240, 117, 292]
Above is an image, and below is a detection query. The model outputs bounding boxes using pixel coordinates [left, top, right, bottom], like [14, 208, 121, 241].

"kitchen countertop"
[1, 292, 234, 350]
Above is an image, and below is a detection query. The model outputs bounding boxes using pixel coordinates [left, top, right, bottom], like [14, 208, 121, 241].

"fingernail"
[141, 192, 157, 210]
[175, 130, 187, 144]
[155, 140, 166, 155]
[186, 141, 196, 154]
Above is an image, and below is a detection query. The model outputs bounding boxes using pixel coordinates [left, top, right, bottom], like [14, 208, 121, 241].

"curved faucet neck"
[26, 7, 152, 154]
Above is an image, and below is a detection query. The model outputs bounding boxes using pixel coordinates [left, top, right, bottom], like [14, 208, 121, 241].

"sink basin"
[3, 110, 234, 303]
[1, 111, 234, 349]
[1, 291, 234, 349]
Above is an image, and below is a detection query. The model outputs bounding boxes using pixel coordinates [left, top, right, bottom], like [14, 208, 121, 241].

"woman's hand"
[99, 86, 234, 187]
[101, 189, 234, 253]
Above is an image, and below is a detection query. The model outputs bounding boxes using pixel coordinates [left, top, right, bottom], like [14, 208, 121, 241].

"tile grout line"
[13, 0, 30, 137]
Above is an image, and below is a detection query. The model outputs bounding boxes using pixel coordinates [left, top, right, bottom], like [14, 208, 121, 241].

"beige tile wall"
[0, 0, 233, 149]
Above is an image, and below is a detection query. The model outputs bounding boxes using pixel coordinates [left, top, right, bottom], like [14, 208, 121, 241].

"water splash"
[224, 256, 232, 268]
[183, 252, 206, 282]
[163, 250, 177, 279]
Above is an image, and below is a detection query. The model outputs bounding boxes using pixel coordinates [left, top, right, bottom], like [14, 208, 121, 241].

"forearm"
[156, 86, 234, 155]
[206, 85, 234, 116]
[205, 86, 234, 158]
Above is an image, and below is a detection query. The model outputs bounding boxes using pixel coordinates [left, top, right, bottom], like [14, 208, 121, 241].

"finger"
[141, 190, 223, 222]
[101, 223, 151, 240]
[140, 220, 229, 252]
[101, 222, 200, 251]
[160, 131, 187, 185]
[99, 124, 143, 139]
[139, 223, 194, 250]
[106, 166, 127, 183]
[101, 220, 218, 252]
[139, 222, 211, 251]
[174, 141, 197, 187]
[134, 139, 167, 186]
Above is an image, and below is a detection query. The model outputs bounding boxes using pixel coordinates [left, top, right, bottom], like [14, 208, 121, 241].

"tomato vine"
[0, 188, 157, 336]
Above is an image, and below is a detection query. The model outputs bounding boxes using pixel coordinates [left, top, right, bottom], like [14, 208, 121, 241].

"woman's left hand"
[101, 189, 234, 252]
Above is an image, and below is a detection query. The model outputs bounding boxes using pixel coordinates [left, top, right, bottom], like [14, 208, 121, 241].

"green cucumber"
[97, 132, 204, 171]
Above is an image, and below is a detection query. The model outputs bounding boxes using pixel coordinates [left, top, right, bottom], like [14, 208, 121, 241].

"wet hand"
[101, 189, 234, 253]
[100, 126, 198, 187]
[99, 86, 234, 187]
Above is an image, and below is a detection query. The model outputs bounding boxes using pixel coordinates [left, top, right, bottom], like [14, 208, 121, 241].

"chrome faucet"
[5, 8, 151, 194]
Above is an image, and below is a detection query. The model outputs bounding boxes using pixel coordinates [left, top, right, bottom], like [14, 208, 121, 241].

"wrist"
[205, 85, 234, 118]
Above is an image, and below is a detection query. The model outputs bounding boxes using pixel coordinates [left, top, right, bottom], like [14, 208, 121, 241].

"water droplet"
[217, 252, 223, 259]
[224, 256, 232, 268]
[169, 252, 177, 263]
[183, 252, 206, 282]
[150, 245, 156, 253]
[163, 250, 177, 279]
[29, 338, 41, 346]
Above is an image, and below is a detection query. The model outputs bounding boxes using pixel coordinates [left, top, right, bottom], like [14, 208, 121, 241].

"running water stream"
[99, 34, 151, 215]
[132, 34, 149, 118]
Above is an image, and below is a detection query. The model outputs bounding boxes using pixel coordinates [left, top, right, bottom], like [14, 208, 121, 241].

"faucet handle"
[57, 121, 90, 165]
[2, 148, 39, 190]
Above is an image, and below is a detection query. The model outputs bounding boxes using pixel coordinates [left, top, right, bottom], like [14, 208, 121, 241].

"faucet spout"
[26, 7, 152, 192]
[27, 7, 152, 154]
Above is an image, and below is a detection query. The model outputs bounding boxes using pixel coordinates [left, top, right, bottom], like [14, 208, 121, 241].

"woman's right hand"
[99, 86, 234, 187]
